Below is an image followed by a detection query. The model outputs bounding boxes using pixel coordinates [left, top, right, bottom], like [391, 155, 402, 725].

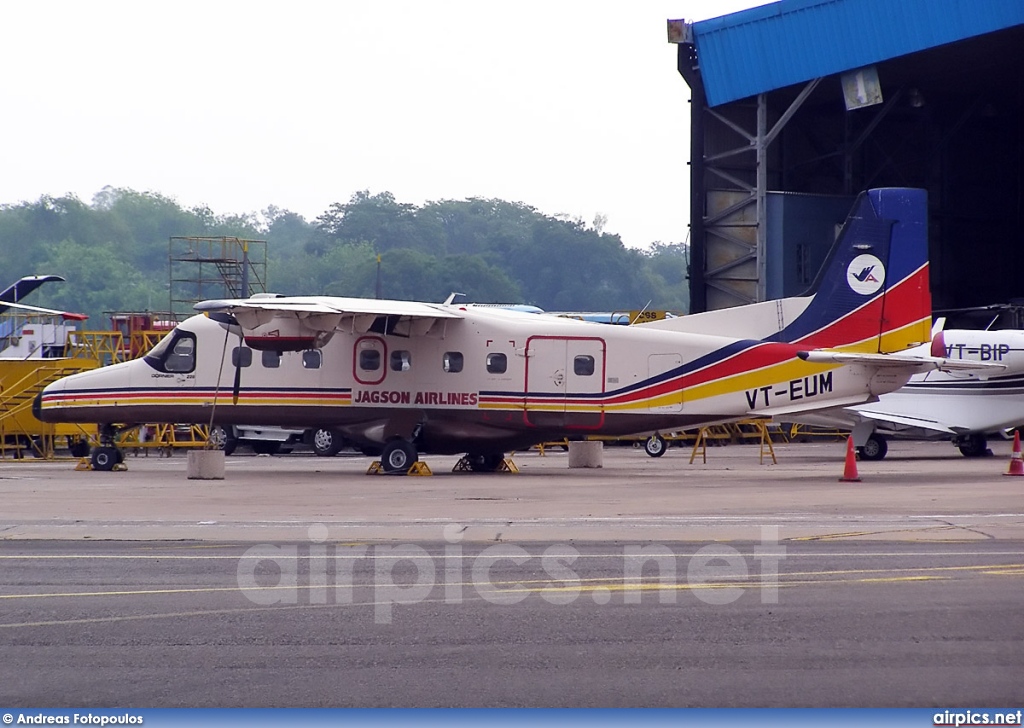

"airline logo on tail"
[846, 254, 886, 295]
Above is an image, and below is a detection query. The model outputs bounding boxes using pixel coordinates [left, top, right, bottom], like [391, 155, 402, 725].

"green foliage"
[0, 188, 690, 324]
[31, 238, 159, 323]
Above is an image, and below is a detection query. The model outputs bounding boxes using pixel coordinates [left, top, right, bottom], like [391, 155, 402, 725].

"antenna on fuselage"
[629, 300, 654, 326]
[443, 292, 465, 305]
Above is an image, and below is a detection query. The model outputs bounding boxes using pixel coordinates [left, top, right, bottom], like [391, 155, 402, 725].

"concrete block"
[567, 440, 603, 468]
[187, 450, 225, 480]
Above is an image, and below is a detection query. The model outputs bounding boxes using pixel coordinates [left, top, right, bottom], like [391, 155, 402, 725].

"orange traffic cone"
[839, 435, 861, 482]
[1005, 430, 1024, 476]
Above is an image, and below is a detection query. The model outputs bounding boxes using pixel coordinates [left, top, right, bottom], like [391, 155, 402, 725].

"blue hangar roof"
[691, 0, 1024, 107]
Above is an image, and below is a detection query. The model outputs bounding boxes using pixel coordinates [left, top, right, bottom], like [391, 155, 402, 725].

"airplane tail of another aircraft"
[769, 187, 932, 354]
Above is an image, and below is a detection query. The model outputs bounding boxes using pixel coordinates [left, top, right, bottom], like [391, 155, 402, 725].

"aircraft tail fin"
[767, 187, 932, 353]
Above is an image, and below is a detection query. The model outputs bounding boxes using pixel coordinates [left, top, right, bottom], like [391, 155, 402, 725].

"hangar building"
[671, 0, 1024, 319]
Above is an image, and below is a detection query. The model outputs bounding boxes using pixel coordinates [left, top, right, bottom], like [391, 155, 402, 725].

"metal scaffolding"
[168, 236, 267, 320]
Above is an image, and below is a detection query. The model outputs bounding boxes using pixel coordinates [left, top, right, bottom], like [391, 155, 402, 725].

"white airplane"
[791, 324, 1024, 460]
[35, 188, 992, 473]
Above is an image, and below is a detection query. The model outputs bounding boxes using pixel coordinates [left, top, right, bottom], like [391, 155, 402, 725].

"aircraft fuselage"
[38, 307, 892, 455]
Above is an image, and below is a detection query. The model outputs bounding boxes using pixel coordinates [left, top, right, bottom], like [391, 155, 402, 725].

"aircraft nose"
[36, 374, 69, 423]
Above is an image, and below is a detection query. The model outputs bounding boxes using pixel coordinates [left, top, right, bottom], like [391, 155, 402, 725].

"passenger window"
[486, 352, 507, 374]
[574, 355, 595, 376]
[390, 350, 412, 371]
[302, 350, 321, 369]
[262, 350, 281, 368]
[443, 351, 464, 373]
[359, 349, 381, 371]
[232, 346, 253, 368]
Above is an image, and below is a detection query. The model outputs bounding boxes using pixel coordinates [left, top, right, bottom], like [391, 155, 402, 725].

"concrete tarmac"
[2, 439, 1023, 707]
[1, 439, 1023, 542]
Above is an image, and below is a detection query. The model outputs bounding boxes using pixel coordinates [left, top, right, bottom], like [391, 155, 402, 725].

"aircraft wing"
[797, 350, 1006, 375]
[194, 295, 464, 340]
[0, 299, 88, 320]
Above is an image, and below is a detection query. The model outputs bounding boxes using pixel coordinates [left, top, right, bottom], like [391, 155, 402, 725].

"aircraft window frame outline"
[353, 335, 387, 385]
[262, 349, 281, 369]
[232, 346, 253, 369]
[144, 329, 197, 374]
[443, 351, 464, 373]
[390, 349, 412, 372]
[573, 354, 596, 376]
[302, 350, 322, 369]
[486, 352, 508, 374]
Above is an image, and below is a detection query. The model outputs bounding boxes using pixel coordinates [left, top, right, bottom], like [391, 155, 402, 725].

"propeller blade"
[232, 330, 244, 405]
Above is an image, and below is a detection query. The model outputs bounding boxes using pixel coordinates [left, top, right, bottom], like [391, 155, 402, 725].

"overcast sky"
[1, 1, 767, 250]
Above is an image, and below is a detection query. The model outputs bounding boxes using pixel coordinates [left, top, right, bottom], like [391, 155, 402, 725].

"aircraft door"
[525, 336, 605, 429]
[648, 354, 683, 413]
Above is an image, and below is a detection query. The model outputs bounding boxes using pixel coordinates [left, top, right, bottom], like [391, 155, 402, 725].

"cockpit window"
[144, 330, 197, 373]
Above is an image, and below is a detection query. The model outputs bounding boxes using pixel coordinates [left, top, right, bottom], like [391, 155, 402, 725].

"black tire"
[381, 439, 418, 474]
[250, 440, 282, 456]
[857, 434, 888, 461]
[312, 428, 345, 457]
[466, 452, 504, 472]
[69, 439, 91, 459]
[957, 433, 988, 457]
[91, 446, 118, 471]
[644, 434, 667, 458]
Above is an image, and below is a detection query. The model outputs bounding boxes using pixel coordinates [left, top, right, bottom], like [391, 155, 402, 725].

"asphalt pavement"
[1, 441, 1022, 706]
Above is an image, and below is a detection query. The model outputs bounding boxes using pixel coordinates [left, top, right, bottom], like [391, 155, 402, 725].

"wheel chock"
[74, 458, 128, 472]
[366, 460, 432, 476]
[498, 458, 519, 473]
[452, 457, 472, 472]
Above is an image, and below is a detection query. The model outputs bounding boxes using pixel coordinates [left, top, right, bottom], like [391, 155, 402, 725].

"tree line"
[0, 187, 689, 326]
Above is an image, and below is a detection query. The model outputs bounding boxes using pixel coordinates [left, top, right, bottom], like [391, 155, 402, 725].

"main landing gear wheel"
[466, 452, 505, 472]
[312, 428, 345, 457]
[857, 433, 888, 461]
[381, 440, 418, 474]
[91, 446, 121, 471]
[957, 433, 988, 458]
[644, 434, 667, 458]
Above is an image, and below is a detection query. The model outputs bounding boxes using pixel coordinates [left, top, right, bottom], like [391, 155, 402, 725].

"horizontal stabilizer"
[797, 350, 1006, 375]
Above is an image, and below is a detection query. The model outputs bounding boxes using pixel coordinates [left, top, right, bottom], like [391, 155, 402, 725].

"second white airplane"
[792, 325, 1024, 460]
